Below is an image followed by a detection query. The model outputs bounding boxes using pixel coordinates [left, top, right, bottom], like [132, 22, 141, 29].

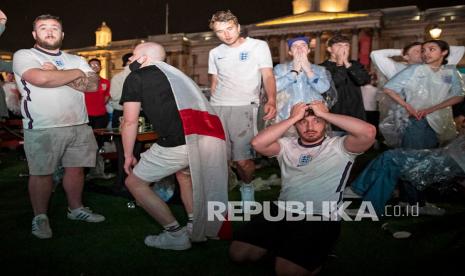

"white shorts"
[133, 143, 189, 183]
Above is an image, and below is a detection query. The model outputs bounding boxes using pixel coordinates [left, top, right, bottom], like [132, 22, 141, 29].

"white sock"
[163, 221, 183, 236]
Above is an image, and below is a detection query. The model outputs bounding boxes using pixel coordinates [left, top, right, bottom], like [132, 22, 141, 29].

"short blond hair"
[209, 10, 239, 30]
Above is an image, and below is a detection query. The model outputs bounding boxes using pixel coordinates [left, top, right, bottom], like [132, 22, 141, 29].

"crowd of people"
[1, 8, 464, 276]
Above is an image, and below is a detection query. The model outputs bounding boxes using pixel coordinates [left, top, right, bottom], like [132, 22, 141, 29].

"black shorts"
[233, 203, 341, 271]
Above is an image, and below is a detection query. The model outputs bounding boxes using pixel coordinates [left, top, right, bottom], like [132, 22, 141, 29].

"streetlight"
[429, 25, 442, 39]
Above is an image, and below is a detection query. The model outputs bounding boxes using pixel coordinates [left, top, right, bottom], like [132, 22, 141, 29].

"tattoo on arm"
[66, 71, 99, 92]
[66, 77, 89, 92]
[85, 72, 99, 91]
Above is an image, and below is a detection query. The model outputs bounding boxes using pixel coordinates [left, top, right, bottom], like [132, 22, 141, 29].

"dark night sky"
[1, 0, 463, 52]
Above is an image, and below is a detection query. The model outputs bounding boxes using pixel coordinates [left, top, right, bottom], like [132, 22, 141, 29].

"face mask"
[0, 24, 5, 37]
[129, 60, 142, 72]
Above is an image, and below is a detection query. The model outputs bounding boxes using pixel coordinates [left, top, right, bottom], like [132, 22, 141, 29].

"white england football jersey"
[13, 48, 93, 129]
[277, 136, 358, 214]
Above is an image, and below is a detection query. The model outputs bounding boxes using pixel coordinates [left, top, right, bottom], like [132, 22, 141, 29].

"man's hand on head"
[289, 102, 308, 122]
[308, 101, 328, 117]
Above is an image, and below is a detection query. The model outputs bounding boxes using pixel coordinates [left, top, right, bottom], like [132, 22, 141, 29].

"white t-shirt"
[109, 65, 131, 111]
[361, 84, 378, 111]
[2, 81, 21, 115]
[277, 136, 358, 215]
[13, 48, 93, 129]
[208, 37, 273, 106]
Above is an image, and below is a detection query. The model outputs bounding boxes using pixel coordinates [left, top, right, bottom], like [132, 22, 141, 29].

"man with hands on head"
[230, 101, 376, 276]
[274, 36, 330, 122]
[12, 14, 104, 240]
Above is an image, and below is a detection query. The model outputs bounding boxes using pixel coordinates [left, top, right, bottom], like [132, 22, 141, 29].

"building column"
[358, 29, 372, 67]
[371, 27, 380, 51]
[314, 32, 322, 64]
[166, 52, 172, 65]
[351, 28, 359, 61]
[96, 52, 111, 80]
[177, 51, 184, 71]
[279, 36, 288, 63]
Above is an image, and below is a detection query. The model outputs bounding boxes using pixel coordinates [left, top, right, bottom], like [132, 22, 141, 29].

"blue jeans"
[400, 118, 438, 206]
[351, 150, 401, 216]
[401, 118, 438, 149]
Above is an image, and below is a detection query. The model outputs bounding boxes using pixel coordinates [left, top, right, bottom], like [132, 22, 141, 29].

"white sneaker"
[240, 183, 255, 202]
[144, 228, 191, 250]
[343, 186, 362, 199]
[418, 203, 445, 216]
[32, 214, 52, 239]
[67, 207, 105, 222]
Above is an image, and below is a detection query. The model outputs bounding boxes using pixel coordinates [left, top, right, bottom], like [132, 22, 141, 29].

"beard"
[296, 128, 325, 144]
[35, 35, 63, 50]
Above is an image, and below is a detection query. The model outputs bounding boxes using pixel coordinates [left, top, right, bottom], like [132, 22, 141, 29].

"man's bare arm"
[252, 103, 306, 157]
[261, 68, 277, 120]
[310, 102, 376, 154]
[210, 74, 218, 95]
[22, 68, 86, 88]
[121, 102, 141, 174]
[67, 71, 99, 92]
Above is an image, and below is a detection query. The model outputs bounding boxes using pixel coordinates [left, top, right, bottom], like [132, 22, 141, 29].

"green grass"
[1, 149, 464, 275]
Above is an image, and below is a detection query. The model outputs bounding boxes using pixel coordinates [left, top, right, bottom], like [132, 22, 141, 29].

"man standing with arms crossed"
[13, 14, 105, 239]
[208, 10, 277, 202]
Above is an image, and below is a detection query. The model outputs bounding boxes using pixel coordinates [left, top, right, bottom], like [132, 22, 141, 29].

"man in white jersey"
[13, 14, 105, 239]
[230, 101, 376, 275]
[208, 10, 277, 202]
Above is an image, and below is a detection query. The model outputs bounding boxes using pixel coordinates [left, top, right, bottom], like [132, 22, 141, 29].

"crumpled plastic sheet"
[274, 70, 338, 124]
[323, 70, 338, 109]
[393, 135, 465, 190]
[151, 175, 176, 202]
[378, 103, 409, 148]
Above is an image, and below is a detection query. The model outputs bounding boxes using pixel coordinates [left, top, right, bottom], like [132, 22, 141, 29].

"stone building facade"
[64, 3, 465, 85]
